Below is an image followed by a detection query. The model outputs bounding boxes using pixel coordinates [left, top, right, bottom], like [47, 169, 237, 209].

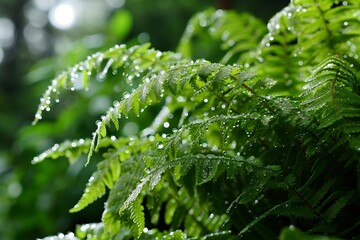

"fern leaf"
[32, 43, 181, 125]
[323, 192, 353, 224]
[279, 226, 341, 240]
[238, 202, 287, 236]
[124, 197, 145, 237]
[308, 180, 336, 207]
[70, 156, 121, 212]
[32, 138, 90, 164]
[178, 8, 266, 64]
[195, 155, 220, 185]
[197, 63, 222, 81]
[301, 56, 360, 137]
[102, 171, 143, 233]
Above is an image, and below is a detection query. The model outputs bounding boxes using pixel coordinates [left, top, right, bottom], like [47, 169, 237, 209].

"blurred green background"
[0, 0, 288, 239]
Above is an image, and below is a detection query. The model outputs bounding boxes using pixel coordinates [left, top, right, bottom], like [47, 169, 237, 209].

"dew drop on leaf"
[123, 92, 130, 99]
[163, 122, 170, 128]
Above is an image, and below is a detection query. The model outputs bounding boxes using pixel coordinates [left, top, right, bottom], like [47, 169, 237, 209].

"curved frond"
[32, 138, 91, 164]
[178, 8, 267, 64]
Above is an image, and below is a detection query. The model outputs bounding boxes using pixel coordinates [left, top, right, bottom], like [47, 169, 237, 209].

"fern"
[69, 149, 121, 213]
[177, 8, 267, 64]
[32, 138, 91, 164]
[32, 0, 360, 239]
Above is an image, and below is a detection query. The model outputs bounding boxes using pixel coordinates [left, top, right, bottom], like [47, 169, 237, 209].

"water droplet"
[122, 55, 128, 61]
[227, 40, 235, 47]
[51, 144, 59, 151]
[123, 92, 131, 99]
[221, 31, 229, 41]
[163, 122, 170, 128]
[35, 113, 42, 120]
[177, 96, 185, 102]
[157, 143, 164, 149]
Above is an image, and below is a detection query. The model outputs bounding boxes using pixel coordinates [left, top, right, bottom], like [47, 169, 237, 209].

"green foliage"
[279, 226, 342, 240]
[33, 0, 360, 239]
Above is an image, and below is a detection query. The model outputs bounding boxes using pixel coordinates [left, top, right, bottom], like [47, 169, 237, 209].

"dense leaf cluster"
[34, 0, 360, 239]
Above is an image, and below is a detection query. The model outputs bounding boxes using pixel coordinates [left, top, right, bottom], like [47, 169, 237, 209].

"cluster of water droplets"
[266, 5, 304, 35]
[77, 223, 104, 239]
[32, 138, 87, 164]
[33, 73, 65, 124]
[41, 232, 77, 240]
[33, 45, 130, 125]
[88, 47, 187, 154]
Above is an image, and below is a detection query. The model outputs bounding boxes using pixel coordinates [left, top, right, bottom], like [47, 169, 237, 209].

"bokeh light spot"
[49, 3, 76, 30]
[0, 48, 4, 64]
[0, 18, 15, 48]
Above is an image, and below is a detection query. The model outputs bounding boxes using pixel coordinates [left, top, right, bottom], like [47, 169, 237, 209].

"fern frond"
[69, 155, 121, 213]
[177, 8, 266, 64]
[246, 0, 360, 94]
[120, 196, 145, 237]
[160, 183, 229, 237]
[307, 180, 336, 208]
[280, 226, 341, 240]
[87, 59, 250, 164]
[238, 202, 288, 236]
[100, 139, 153, 233]
[301, 56, 360, 144]
[322, 192, 353, 224]
[87, 59, 210, 162]
[245, 5, 304, 94]
[102, 170, 144, 234]
[32, 138, 91, 164]
[292, 0, 360, 62]
[32, 1, 360, 239]
[120, 150, 281, 233]
[32, 43, 182, 125]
